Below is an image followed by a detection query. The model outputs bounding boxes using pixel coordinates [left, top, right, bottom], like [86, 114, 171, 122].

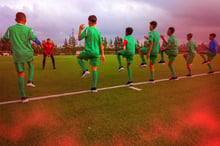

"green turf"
[0, 54, 220, 145]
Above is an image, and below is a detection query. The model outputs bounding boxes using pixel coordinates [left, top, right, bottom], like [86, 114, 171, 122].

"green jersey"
[148, 30, 160, 56]
[187, 40, 197, 55]
[80, 26, 103, 57]
[167, 35, 178, 55]
[124, 35, 136, 55]
[2, 24, 37, 63]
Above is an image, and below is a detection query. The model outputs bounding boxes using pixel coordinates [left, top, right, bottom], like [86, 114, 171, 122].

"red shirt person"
[42, 38, 56, 69]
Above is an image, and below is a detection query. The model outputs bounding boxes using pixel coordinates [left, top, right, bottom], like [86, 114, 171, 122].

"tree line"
[0, 28, 218, 55]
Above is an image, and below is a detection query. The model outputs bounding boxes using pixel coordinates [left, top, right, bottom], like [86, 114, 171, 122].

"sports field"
[0, 54, 220, 146]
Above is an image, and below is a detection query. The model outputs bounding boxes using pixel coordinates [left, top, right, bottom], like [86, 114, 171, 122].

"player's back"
[168, 35, 178, 55]
[84, 27, 102, 57]
[148, 30, 160, 55]
[209, 39, 218, 54]
[187, 40, 197, 55]
[124, 35, 136, 55]
[8, 24, 34, 50]
[4, 24, 37, 63]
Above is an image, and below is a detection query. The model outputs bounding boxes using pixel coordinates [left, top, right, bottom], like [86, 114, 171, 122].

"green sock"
[208, 64, 213, 72]
[189, 70, 192, 75]
[116, 52, 122, 67]
[140, 55, 146, 63]
[150, 71, 154, 80]
[169, 65, 177, 77]
[28, 62, 34, 82]
[127, 65, 132, 82]
[200, 54, 206, 61]
[77, 58, 87, 72]
[18, 77, 26, 97]
[161, 51, 164, 61]
[92, 70, 98, 88]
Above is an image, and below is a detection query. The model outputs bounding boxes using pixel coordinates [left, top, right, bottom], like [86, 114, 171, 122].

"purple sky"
[0, 0, 219, 46]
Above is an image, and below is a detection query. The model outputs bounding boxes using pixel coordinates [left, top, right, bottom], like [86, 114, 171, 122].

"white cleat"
[82, 70, 90, 79]
[26, 81, 35, 88]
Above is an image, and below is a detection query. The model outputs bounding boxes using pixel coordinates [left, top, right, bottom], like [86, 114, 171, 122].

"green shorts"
[165, 51, 177, 62]
[140, 47, 148, 55]
[140, 47, 158, 64]
[15, 61, 33, 72]
[119, 50, 134, 64]
[206, 51, 216, 61]
[79, 50, 99, 66]
[187, 53, 195, 63]
[15, 63, 26, 72]
[167, 54, 177, 62]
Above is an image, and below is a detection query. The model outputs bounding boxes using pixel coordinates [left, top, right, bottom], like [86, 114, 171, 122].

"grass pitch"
[0, 54, 220, 145]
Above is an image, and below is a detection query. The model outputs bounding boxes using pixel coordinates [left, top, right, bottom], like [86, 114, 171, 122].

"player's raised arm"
[160, 35, 168, 45]
[123, 40, 127, 50]
[78, 24, 85, 41]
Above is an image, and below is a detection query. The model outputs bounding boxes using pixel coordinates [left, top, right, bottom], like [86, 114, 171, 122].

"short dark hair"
[126, 27, 133, 35]
[168, 27, 175, 34]
[47, 38, 51, 41]
[88, 15, 97, 23]
[150, 21, 157, 29]
[187, 33, 193, 38]
[210, 33, 216, 38]
[16, 12, 26, 22]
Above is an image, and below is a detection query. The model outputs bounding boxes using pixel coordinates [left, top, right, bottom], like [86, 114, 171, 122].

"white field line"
[0, 71, 220, 105]
[129, 86, 142, 91]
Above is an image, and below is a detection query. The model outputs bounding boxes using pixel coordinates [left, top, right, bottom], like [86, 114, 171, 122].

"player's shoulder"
[8, 24, 20, 30]
[89, 27, 101, 35]
[171, 35, 177, 40]
[126, 35, 135, 41]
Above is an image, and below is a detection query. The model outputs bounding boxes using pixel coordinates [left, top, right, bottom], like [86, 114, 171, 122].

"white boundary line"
[129, 86, 142, 91]
[0, 71, 220, 105]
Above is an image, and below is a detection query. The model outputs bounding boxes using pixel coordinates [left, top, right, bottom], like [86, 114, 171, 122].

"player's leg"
[77, 51, 90, 78]
[168, 56, 178, 80]
[91, 66, 98, 92]
[186, 54, 194, 76]
[149, 56, 157, 82]
[126, 56, 134, 85]
[158, 51, 165, 64]
[90, 57, 100, 92]
[116, 50, 124, 71]
[42, 52, 46, 70]
[50, 53, 56, 69]
[126, 63, 133, 85]
[207, 64, 214, 73]
[17, 72, 25, 97]
[149, 63, 155, 81]
[207, 53, 215, 73]
[186, 63, 192, 76]
[26, 61, 35, 87]
[199, 51, 207, 64]
[15, 63, 29, 102]
[183, 53, 187, 61]
[139, 48, 147, 67]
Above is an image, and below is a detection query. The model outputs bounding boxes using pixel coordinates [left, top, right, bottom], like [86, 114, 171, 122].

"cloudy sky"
[0, 0, 219, 46]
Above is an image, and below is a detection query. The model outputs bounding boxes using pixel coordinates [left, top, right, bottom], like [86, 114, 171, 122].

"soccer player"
[183, 33, 197, 76]
[2, 12, 41, 102]
[77, 15, 105, 92]
[116, 27, 138, 85]
[160, 27, 179, 80]
[42, 38, 56, 70]
[199, 33, 218, 73]
[158, 40, 167, 64]
[139, 21, 160, 82]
